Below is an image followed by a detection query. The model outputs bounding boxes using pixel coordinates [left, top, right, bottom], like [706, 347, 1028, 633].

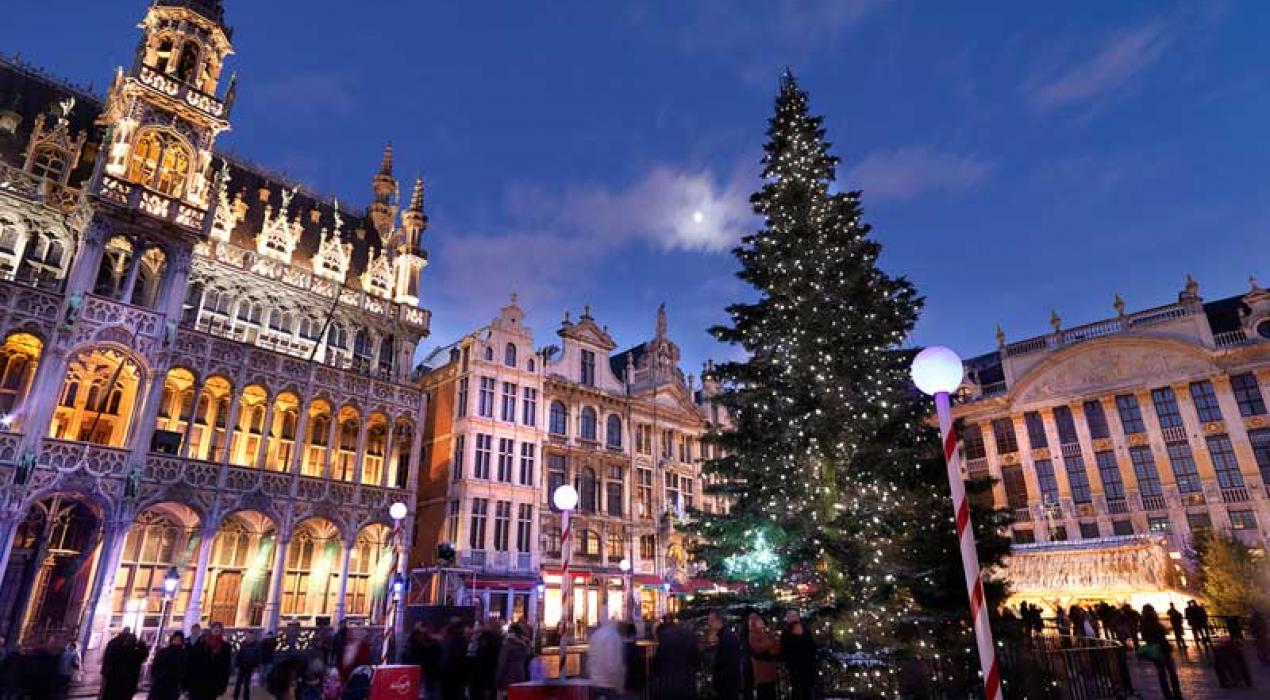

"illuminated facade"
[0, 0, 429, 666]
[952, 277, 1270, 601]
[414, 301, 729, 630]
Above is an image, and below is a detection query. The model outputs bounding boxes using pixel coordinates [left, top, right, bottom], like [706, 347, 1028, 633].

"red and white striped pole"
[912, 347, 1002, 700]
[552, 485, 579, 677]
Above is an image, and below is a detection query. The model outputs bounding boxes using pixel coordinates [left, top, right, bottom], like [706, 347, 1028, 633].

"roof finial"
[409, 176, 424, 212]
[994, 324, 1005, 348]
[1181, 273, 1199, 301]
[1113, 293, 1125, 316]
[563, 309, 571, 325]
[510, 291, 518, 306]
[1250, 275, 1263, 292]
[656, 302, 668, 339]
[582, 304, 592, 319]
[1050, 309, 1062, 333]
[380, 142, 394, 175]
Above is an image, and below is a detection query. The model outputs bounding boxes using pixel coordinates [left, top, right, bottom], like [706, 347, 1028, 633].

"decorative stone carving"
[1013, 340, 1216, 405]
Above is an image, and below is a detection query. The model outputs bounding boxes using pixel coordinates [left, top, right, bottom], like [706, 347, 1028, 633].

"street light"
[911, 346, 1001, 700]
[552, 484, 578, 677]
[149, 566, 180, 675]
[385, 501, 409, 663]
[618, 558, 632, 622]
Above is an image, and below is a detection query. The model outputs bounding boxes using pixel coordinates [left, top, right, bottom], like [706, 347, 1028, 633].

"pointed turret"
[400, 176, 429, 254]
[369, 143, 399, 239]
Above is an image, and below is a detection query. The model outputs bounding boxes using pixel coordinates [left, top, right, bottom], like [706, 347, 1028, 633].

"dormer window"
[581, 349, 596, 386]
[504, 343, 517, 368]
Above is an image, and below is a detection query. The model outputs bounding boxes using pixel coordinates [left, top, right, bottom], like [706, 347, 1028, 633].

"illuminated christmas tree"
[693, 71, 1009, 685]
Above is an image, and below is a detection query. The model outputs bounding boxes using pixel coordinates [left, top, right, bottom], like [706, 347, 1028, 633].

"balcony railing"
[97, 174, 207, 232]
[1002, 302, 1194, 359]
[1161, 426, 1188, 444]
[1012, 507, 1032, 522]
[1142, 494, 1168, 511]
[1222, 486, 1250, 503]
[1060, 443, 1083, 459]
[0, 163, 89, 221]
[39, 438, 131, 477]
[965, 457, 989, 478]
[1105, 498, 1129, 515]
[1214, 329, 1253, 348]
[137, 64, 227, 119]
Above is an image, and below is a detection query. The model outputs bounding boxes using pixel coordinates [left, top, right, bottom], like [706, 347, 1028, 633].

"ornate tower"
[369, 144, 399, 240]
[393, 176, 429, 305]
[95, 0, 234, 228]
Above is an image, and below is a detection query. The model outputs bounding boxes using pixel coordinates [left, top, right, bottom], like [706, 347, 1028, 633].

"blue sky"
[4, 1, 1269, 370]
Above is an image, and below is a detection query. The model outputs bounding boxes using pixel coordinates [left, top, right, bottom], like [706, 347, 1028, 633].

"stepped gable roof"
[0, 57, 383, 278]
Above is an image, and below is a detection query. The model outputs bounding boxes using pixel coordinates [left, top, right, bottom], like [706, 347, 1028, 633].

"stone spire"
[369, 143, 399, 240]
[656, 302, 668, 339]
[400, 176, 428, 252]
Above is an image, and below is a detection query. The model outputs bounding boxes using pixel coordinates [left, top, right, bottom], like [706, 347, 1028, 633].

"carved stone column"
[264, 535, 290, 631]
[63, 218, 110, 296]
[352, 417, 370, 485]
[16, 345, 68, 453]
[128, 371, 168, 453]
[289, 397, 311, 475]
[254, 400, 276, 469]
[183, 524, 217, 631]
[179, 377, 205, 457]
[323, 414, 339, 480]
[333, 543, 354, 622]
[77, 516, 131, 653]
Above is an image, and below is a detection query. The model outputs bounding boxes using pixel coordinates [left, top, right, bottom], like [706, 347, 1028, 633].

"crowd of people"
[1002, 599, 1269, 700]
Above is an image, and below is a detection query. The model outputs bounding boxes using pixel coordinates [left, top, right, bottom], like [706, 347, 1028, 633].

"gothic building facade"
[952, 277, 1270, 603]
[0, 0, 429, 663]
[413, 300, 730, 631]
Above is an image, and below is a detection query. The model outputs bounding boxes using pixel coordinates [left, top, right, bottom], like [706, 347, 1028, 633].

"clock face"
[1259, 320, 1270, 340]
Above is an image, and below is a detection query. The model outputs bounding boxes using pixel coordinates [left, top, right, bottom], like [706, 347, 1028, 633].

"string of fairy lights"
[691, 71, 994, 696]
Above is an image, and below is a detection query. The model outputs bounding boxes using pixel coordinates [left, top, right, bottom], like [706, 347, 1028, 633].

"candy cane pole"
[911, 347, 1002, 700]
[552, 485, 579, 677]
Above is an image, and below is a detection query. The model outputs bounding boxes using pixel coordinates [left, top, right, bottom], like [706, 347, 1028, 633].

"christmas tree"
[693, 71, 1009, 690]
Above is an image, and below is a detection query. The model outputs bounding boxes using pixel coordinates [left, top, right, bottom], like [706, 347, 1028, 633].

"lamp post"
[618, 558, 632, 622]
[385, 501, 409, 663]
[552, 484, 578, 677]
[147, 566, 180, 678]
[910, 346, 1001, 700]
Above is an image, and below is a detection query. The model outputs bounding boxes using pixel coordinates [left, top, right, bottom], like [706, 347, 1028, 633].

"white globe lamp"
[553, 484, 579, 512]
[389, 501, 408, 522]
[618, 558, 630, 573]
[910, 346, 964, 396]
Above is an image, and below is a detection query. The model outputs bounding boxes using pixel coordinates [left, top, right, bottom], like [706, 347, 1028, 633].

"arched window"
[175, 40, 200, 83]
[154, 37, 175, 73]
[483, 346, 494, 362]
[527, 358, 535, 372]
[353, 329, 373, 359]
[549, 401, 567, 436]
[606, 414, 622, 449]
[127, 129, 191, 197]
[580, 407, 597, 441]
[504, 343, 517, 368]
[378, 336, 394, 371]
[576, 467, 598, 513]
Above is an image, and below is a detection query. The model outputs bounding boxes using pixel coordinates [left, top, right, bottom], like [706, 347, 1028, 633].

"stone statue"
[163, 319, 178, 349]
[15, 447, 36, 485]
[63, 291, 84, 327]
[124, 462, 142, 499]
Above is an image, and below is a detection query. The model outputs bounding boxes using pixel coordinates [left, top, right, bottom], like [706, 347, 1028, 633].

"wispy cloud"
[428, 165, 752, 317]
[846, 147, 994, 201]
[1024, 22, 1173, 111]
[249, 71, 359, 117]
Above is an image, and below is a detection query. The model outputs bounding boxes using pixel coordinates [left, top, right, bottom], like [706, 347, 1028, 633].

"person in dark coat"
[233, 630, 263, 700]
[439, 621, 470, 700]
[652, 616, 700, 700]
[185, 622, 233, 700]
[781, 612, 817, 700]
[708, 612, 741, 700]
[101, 628, 148, 700]
[411, 626, 443, 700]
[149, 632, 188, 700]
[1166, 603, 1187, 651]
[471, 620, 503, 700]
[1140, 605, 1182, 700]
[623, 623, 646, 698]
[495, 624, 532, 692]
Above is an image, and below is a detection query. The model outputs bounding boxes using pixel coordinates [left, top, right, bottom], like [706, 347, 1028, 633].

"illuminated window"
[128, 129, 191, 197]
[1229, 509, 1257, 531]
